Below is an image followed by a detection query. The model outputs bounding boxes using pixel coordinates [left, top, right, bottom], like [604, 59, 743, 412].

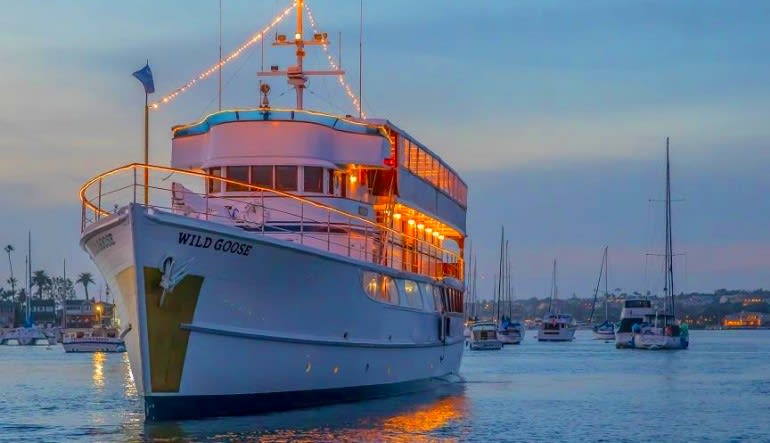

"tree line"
[1, 243, 96, 305]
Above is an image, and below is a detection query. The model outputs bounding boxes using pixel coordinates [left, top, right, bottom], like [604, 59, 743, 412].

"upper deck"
[170, 108, 468, 235]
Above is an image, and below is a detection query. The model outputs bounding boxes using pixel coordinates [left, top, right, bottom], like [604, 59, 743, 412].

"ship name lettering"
[91, 233, 115, 255]
[177, 231, 252, 256]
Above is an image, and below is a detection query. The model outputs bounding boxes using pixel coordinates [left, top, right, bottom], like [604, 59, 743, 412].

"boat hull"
[81, 204, 464, 420]
[536, 327, 576, 342]
[63, 340, 126, 353]
[497, 328, 524, 345]
[593, 331, 615, 340]
[632, 333, 688, 350]
[468, 339, 502, 350]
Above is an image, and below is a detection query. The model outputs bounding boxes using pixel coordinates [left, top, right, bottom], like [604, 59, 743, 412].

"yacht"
[468, 322, 502, 351]
[537, 260, 576, 342]
[62, 328, 127, 353]
[614, 298, 655, 348]
[631, 138, 688, 350]
[78, 1, 468, 420]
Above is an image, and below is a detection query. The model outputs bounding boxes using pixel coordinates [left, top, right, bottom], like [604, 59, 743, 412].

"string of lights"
[304, 3, 366, 118]
[150, 1, 297, 110]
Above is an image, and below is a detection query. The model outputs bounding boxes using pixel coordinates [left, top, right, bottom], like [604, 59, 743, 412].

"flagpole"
[144, 92, 149, 205]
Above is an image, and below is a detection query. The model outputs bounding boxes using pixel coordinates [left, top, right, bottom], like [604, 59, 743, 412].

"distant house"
[30, 299, 56, 327]
[62, 299, 95, 328]
[0, 301, 15, 328]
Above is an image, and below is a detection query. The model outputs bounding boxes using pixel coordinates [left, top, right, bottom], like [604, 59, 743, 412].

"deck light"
[432, 231, 440, 237]
[349, 175, 357, 184]
[425, 228, 433, 234]
[417, 223, 425, 230]
[439, 235, 445, 240]
[407, 219, 415, 226]
[393, 213, 402, 220]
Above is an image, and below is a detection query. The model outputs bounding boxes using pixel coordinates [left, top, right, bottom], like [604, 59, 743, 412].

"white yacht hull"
[497, 328, 524, 345]
[536, 327, 576, 342]
[593, 331, 615, 340]
[81, 204, 464, 420]
[63, 339, 126, 353]
[632, 332, 688, 350]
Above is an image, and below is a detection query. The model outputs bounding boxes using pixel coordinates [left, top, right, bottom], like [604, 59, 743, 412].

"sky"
[1, 0, 768, 301]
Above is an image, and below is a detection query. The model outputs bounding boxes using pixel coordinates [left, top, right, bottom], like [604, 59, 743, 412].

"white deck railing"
[80, 163, 464, 280]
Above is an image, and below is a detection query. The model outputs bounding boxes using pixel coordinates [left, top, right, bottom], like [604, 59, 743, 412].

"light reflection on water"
[91, 352, 106, 390]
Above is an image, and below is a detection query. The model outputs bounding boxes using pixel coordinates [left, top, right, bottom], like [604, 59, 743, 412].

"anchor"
[158, 255, 193, 308]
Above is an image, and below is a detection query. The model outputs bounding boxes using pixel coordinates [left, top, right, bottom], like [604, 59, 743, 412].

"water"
[1, 330, 769, 442]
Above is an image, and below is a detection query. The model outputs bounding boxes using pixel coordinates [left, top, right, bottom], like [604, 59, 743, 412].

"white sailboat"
[589, 246, 615, 340]
[78, 1, 468, 420]
[495, 228, 524, 345]
[631, 138, 689, 350]
[537, 260, 576, 342]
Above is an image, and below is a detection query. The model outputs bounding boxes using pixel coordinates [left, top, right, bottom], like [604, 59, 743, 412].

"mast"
[471, 257, 478, 321]
[604, 247, 609, 322]
[257, 0, 344, 110]
[495, 227, 504, 322]
[588, 246, 607, 324]
[506, 240, 512, 319]
[665, 137, 675, 317]
[547, 259, 555, 314]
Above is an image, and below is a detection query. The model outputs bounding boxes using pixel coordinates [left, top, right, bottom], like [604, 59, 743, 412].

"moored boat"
[78, 1, 468, 420]
[537, 260, 576, 342]
[62, 328, 127, 353]
[589, 246, 615, 340]
[630, 138, 688, 350]
[468, 322, 502, 351]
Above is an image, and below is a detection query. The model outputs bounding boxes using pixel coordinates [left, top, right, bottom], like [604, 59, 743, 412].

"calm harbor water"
[1, 330, 769, 442]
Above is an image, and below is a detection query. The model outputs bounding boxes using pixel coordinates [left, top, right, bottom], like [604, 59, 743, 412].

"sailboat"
[589, 246, 615, 340]
[495, 229, 524, 345]
[632, 138, 689, 350]
[537, 260, 576, 342]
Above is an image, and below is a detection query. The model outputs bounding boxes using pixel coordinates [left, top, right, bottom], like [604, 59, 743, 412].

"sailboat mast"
[665, 137, 675, 317]
[506, 240, 512, 319]
[472, 257, 478, 319]
[496, 226, 504, 322]
[547, 259, 555, 313]
[604, 247, 609, 321]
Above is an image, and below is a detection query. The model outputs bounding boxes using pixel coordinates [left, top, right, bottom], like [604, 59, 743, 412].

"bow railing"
[79, 163, 463, 280]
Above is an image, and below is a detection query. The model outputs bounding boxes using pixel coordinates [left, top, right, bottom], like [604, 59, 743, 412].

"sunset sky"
[1, 0, 768, 300]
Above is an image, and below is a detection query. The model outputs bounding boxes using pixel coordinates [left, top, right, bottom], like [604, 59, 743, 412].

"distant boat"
[468, 321, 503, 351]
[0, 326, 52, 346]
[631, 138, 689, 350]
[537, 260, 576, 342]
[495, 228, 524, 345]
[589, 246, 615, 340]
[62, 328, 127, 353]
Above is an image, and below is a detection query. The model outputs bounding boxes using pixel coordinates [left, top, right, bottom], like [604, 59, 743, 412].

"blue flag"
[132, 63, 155, 94]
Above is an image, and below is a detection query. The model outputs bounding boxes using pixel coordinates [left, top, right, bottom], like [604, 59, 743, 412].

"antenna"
[257, 0, 343, 110]
[218, 0, 223, 111]
[358, 0, 363, 118]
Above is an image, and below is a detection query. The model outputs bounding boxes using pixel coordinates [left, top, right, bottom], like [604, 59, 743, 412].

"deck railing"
[80, 163, 464, 280]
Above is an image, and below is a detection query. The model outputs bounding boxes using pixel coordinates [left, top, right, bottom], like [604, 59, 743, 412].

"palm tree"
[76, 272, 95, 301]
[3, 245, 14, 301]
[6, 277, 17, 302]
[31, 270, 50, 299]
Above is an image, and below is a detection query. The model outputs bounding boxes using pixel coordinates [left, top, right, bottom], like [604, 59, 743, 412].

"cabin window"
[226, 166, 249, 191]
[327, 169, 336, 195]
[208, 167, 222, 193]
[251, 165, 273, 188]
[362, 272, 399, 305]
[275, 166, 298, 191]
[420, 283, 436, 311]
[303, 166, 324, 193]
[433, 286, 444, 312]
[400, 280, 423, 309]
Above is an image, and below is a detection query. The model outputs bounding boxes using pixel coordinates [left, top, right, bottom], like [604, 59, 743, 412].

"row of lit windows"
[362, 271, 463, 313]
[207, 166, 335, 195]
[400, 139, 468, 207]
